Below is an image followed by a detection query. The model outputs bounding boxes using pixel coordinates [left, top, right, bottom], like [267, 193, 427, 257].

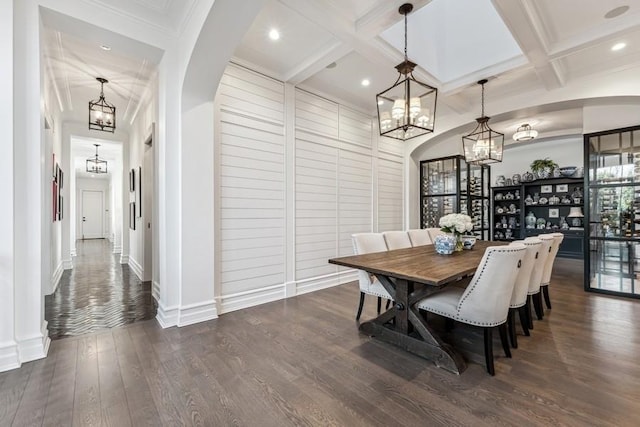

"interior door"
[82, 190, 103, 239]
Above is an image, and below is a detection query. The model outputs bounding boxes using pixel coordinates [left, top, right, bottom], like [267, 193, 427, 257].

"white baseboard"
[152, 280, 160, 301]
[17, 321, 50, 364]
[296, 270, 357, 296]
[62, 259, 73, 270]
[156, 301, 179, 328]
[113, 245, 122, 254]
[128, 256, 143, 280]
[177, 300, 218, 327]
[0, 341, 20, 372]
[49, 261, 64, 295]
[119, 254, 129, 264]
[220, 284, 285, 314]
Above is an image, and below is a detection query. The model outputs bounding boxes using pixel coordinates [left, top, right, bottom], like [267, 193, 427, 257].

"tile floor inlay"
[45, 239, 157, 339]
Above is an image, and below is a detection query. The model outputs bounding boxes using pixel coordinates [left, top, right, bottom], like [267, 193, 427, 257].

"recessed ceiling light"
[268, 29, 280, 41]
[326, 62, 337, 69]
[100, 45, 111, 51]
[604, 5, 629, 19]
[361, 79, 370, 87]
[377, 100, 384, 105]
[612, 42, 626, 51]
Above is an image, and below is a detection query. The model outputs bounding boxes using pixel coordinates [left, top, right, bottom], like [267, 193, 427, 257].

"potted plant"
[530, 158, 558, 179]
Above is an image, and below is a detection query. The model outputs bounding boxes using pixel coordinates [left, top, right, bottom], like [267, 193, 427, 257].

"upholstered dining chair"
[524, 235, 554, 327]
[351, 233, 392, 321]
[417, 244, 526, 375]
[540, 232, 564, 310]
[507, 239, 541, 348]
[382, 231, 413, 250]
[426, 227, 445, 242]
[407, 229, 432, 246]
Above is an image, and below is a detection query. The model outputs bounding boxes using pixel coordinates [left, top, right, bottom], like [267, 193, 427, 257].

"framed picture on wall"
[549, 208, 559, 218]
[541, 185, 553, 193]
[129, 169, 135, 192]
[58, 194, 63, 220]
[556, 184, 568, 193]
[129, 202, 136, 230]
[52, 154, 56, 180]
[137, 166, 142, 217]
[58, 168, 64, 190]
[52, 181, 57, 222]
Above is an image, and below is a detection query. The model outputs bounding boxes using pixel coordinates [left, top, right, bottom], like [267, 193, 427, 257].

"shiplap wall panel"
[377, 135, 405, 156]
[338, 149, 372, 258]
[378, 157, 404, 232]
[295, 137, 337, 280]
[295, 90, 339, 138]
[339, 106, 372, 148]
[218, 65, 286, 297]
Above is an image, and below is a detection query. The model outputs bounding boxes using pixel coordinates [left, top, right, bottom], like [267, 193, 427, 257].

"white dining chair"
[417, 244, 526, 375]
[351, 233, 392, 321]
[507, 239, 541, 348]
[426, 227, 445, 242]
[382, 231, 413, 250]
[407, 229, 432, 246]
[524, 235, 554, 327]
[540, 232, 564, 311]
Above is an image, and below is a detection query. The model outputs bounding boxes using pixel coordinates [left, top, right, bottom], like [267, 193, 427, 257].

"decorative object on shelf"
[509, 203, 517, 213]
[495, 192, 504, 200]
[522, 171, 535, 182]
[508, 217, 517, 229]
[568, 206, 584, 228]
[89, 77, 116, 133]
[533, 192, 540, 204]
[505, 178, 513, 185]
[548, 195, 560, 205]
[549, 208, 559, 218]
[559, 166, 577, 177]
[495, 175, 506, 186]
[538, 197, 548, 205]
[560, 216, 569, 230]
[571, 187, 583, 204]
[513, 123, 538, 141]
[505, 229, 513, 239]
[505, 192, 514, 200]
[541, 185, 552, 193]
[512, 174, 521, 184]
[377, 3, 437, 141]
[552, 166, 562, 178]
[536, 218, 546, 229]
[437, 213, 473, 253]
[556, 184, 569, 192]
[524, 194, 533, 205]
[574, 167, 584, 178]
[462, 79, 504, 164]
[515, 190, 520, 199]
[530, 158, 558, 179]
[561, 195, 571, 204]
[86, 144, 107, 174]
[526, 211, 537, 228]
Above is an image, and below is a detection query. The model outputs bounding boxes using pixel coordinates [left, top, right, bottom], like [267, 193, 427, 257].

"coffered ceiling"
[40, 0, 640, 143]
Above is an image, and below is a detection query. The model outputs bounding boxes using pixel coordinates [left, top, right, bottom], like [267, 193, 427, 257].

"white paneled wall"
[215, 64, 404, 313]
[377, 156, 404, 232]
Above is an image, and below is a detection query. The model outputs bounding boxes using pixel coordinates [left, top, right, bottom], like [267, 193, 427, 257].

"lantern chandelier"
[462, 79, 504, 165]
[513, 123, 538, 141]
[88, 77, 116, 133]
[376, 3, 437, 141]
[86, 144, 108, 174]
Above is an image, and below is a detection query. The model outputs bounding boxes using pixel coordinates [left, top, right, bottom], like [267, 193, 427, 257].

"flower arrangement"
[439, 213, 474, 235]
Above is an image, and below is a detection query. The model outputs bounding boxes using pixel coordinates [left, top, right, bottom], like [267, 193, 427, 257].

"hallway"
[45, 240, 157, 339]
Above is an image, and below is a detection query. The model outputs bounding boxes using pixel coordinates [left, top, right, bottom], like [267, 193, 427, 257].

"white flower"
[439, 213, 474, 234]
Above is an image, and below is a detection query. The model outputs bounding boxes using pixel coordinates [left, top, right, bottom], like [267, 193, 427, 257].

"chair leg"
[385, 299, 391, 310]
[507, 309, 517, 349]
[356, 292, 365, 321]
[518, 306, 530, 336]
[542, 285, 552, 309]
[526, 296, 534, 330]
[483, 327, 495, 376]
[498, 323, 512, 358]
[377, 297, 382, 315]
[533, 292, 544, 320]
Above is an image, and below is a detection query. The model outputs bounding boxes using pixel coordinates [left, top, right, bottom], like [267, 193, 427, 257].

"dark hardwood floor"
[45, 239, 157, 339]
[3, 257, 640, 426]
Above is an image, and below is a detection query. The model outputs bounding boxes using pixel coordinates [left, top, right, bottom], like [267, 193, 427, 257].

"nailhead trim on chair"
[449, 247, 523, 327]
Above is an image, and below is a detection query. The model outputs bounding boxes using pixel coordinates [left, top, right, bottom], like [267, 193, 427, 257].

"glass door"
[585, 125, 640, 298]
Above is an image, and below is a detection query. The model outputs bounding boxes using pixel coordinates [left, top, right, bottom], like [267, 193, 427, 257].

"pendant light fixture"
[513, 123, 538, 141]
[89, 77, 116, 133]
[462, 79, 504, 164]
[86, 144, 108, 174]
[376, 3, 437, 141]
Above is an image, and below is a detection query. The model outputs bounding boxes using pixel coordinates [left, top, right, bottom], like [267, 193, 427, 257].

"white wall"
[214, 63, 404, 313]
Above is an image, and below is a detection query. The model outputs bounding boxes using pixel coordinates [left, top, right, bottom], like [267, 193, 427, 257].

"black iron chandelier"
[462, 79, 504, 164]
[376, 3, 437, 141]
[86, 144, 108, 174]
[89, 77, 116, 133]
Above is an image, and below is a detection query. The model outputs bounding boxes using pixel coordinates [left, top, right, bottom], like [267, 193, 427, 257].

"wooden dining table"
[329, 240, 504, 374]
